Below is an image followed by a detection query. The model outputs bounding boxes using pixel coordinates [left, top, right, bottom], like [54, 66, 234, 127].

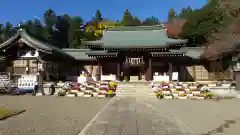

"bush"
[0, 107, 26, 120]
[156, 92, 164, 99]
[65, 91, 77, 97]
[58, 90, 66, 96]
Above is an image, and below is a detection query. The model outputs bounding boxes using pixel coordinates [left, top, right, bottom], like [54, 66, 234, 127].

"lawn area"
[0, 106, 25, 120]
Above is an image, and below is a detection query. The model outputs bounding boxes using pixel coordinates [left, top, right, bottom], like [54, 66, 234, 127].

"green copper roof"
[62, 49, 96, 60]
[150, 48, 204, 59]
[179, 47, 204, 59]
[86, 51, 118, 56]
[0, 29, 74, 60]
[85, 26, 187, 48]
[106, 25, 164, 31]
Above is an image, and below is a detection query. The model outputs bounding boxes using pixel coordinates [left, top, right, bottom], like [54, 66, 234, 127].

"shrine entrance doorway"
[123, 56, 146, 81]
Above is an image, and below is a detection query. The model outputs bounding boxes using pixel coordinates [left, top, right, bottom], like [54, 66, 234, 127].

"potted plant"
[172, 90, 179, 97]
[164, 93, 173, 99]
[76, 89, 84, 97]
[66, 91, 77, 97]
[186, 91, 193, 97]
[106, 88, 115, 97]
[162, 87, 171, 95]
[192, 88, 201, 96]
[98, 86, 107, 97]
[85, 86, 93, 93]
[178, 93, 188, 99]
[205, 91, 214, 99]
[92, 89, 98, 97]
[84, 91, 92, 97]
[58, 90, 66, 96]
[196, 92, 206, 99]
[98, 91, 106, 97]
[156, 91, 164, 99]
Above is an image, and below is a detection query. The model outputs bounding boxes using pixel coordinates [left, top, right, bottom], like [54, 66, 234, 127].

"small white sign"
[78, 76, 86, 84]
[172, 72, 178, 81]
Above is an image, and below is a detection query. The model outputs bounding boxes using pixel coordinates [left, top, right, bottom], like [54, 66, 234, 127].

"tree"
[3, 22, 16, 40]
[0, 24, 4, 43]
[23, 19, 48, 41]
[52, 14, 71, 48]
[168, 8, 177, 22]
[181, 0, 224, 46]
[179, 6, 194, 18]
[142, 16, 159, 25]
[93, 9, 103, 22]
[43, 9, 57, 41]
[132, 16, 141, 26]
[120, 9, 135, 26]
[68, 16, 84, 48]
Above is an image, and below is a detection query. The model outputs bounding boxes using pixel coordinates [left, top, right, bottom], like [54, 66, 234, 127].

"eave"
[0, 29, 75, 61]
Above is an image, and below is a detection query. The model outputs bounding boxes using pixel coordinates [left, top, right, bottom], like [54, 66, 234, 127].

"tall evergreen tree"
[120, 9, 135, 26]
[53, 14, 71, 48]
[3, 22, 16, 40]
[68, 16, 84, 48]
[168, 8, 177, 22]
[0, 24, 4, 43]
[132, 16, 141, 26]
[142, 16, 159, 26]
[43, 9, 57, 41]
[179, 6, 194, 18]
[93, 9, 103, 22]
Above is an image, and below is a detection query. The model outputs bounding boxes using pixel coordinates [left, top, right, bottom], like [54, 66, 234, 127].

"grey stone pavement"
[82, 96, 240, 135]
[0, 96, 110, 135]
[84, 97, 186, 135]
[137, 97, 240, 135]
[1, 96, 240, 135]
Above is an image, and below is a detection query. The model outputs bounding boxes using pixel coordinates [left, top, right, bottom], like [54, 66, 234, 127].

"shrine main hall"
[79, 25, 204, 82]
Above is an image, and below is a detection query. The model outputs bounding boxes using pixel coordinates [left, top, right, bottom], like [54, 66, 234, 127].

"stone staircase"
[116, 82, 155, 96]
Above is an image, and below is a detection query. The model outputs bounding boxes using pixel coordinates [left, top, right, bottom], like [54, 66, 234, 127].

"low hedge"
[0, 107, 26, 120]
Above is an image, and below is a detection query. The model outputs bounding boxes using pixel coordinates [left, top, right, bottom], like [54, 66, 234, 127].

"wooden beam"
[168, 62, 173, 81]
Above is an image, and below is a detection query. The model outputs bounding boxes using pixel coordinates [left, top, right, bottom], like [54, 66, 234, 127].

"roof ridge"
[106, 25, 164, 31]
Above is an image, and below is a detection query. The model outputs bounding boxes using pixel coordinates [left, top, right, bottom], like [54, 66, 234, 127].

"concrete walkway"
[80, 96, 240, 135]
[138, 97, 240, 135]
[80, 97, 186, 135]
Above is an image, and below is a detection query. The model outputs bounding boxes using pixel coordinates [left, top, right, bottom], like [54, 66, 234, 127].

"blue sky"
[1, 0, 208, 24]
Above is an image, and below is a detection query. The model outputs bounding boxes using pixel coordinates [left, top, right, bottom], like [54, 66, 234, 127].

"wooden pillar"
[123, 64, 129, 81]
[168, 62, 172, 81]
[117, 62, 121, 81]
[176, 65, 180, 81]
[208, 62, 212, 81]
[96, 61, 101, 81]
[192, 65, 196, 81]
[26, 60, 30, 74]
[149, 58, 152, 81]
[146, 58, 152, 81]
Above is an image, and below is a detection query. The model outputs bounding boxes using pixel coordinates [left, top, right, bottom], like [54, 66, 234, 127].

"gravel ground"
[0, 96, 110, 135]
[138, 97, 240, 135]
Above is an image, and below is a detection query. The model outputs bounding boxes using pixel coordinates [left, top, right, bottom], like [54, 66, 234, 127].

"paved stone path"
[138, 97, 240, 135]
[83, 97, 185, 135]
